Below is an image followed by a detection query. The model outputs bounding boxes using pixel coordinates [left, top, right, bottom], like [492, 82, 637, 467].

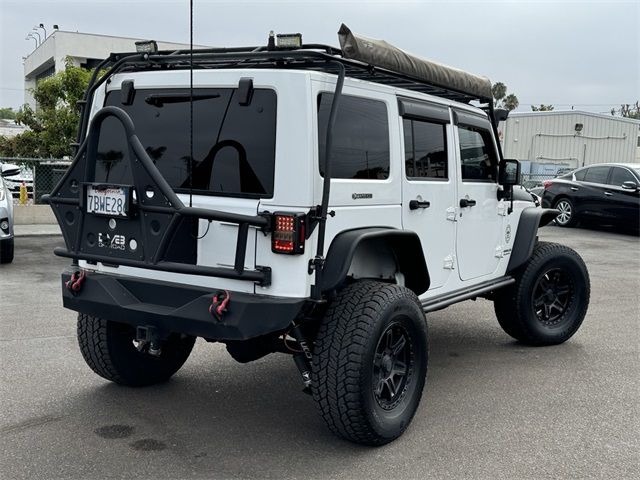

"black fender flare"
[320, 227, 430, 295]
[507, 207, 559, 273]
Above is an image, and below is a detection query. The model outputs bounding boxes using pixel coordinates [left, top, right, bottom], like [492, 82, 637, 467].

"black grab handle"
[459, 198, 477, 208]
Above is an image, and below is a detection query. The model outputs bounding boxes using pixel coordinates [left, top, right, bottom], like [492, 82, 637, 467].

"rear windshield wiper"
[145, 93, 221, 107]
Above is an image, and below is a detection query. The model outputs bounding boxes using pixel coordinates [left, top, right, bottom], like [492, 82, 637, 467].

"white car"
[0, 163, 33, 199]
[0, 164, 17, 263]
[46, 26, 590, 445]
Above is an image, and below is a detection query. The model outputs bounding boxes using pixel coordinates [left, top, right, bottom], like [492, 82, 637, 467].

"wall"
[502, 111, 640, 168]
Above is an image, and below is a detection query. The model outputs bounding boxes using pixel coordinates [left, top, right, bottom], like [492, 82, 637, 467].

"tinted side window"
[458, 126, 498, 181]
[583, 166, 610, 184]
[403, 118, 448, 179]
[318, 93, 390, 179]
[609, 167, 636, 186]
[574, 169, 587, 181]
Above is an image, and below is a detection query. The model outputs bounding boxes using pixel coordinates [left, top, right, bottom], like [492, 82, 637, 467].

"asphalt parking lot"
[1, 226, 638, 479]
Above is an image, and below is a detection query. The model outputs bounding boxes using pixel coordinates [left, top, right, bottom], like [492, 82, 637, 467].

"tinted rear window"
[583, 166, 610, 184]
[318, 93, 390, 179]
[95, 87, 277, 197]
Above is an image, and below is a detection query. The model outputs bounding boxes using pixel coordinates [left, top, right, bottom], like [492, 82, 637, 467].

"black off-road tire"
[494, 241, 589, 345]
[312, 281, 428, 446]
[77, 314, 196, 387]
[553, 197, 577, 227]
[0, 238, 14, 264]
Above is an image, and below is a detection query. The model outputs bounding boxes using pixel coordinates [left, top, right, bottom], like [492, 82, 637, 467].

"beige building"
[502, 111, 640, 168]
[23, 30, 198, 107]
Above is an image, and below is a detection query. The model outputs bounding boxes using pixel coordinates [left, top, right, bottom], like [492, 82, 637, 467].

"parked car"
[0, 164, 17, 263]
[529, 185, 544, 200]
[0, 163, 34, 199]
[541, 163, 640, 230]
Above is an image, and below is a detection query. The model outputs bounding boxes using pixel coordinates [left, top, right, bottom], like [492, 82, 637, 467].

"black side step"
[421, 276, 514, 313]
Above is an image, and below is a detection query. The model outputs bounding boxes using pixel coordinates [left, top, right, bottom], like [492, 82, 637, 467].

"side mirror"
[499, 159, 521, 186]
[1, 165, 20, 177]
[493, 108, 509, 123]
[621, 181, 638, 191]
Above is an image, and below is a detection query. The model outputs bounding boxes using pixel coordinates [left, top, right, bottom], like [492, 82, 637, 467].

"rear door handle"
[570, 187, 579, 191]
[604, 191, 613, 196]
[459, 198, 476, 208]
[409, 200, 431, 210]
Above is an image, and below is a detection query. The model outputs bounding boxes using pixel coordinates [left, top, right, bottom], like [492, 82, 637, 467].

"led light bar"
[276, 33, 302, 49]
[135, 40, 158, 54]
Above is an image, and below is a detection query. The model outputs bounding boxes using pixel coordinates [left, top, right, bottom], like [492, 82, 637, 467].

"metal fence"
[2, 156, 566, 203]
[0, 157, 71, 205]
[521, 173, 557, 190]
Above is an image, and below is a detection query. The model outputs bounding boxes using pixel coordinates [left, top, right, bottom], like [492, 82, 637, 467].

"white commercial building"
[501, 111, 640, 171]
[23, 30, 198, 107]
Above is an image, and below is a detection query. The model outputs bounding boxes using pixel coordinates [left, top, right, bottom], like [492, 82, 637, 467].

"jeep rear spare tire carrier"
[494, 241, 590, 345]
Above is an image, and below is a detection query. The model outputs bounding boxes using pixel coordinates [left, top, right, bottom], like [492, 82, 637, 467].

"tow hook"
[209, 290, 231, 322]
[65, 270, 86, 294]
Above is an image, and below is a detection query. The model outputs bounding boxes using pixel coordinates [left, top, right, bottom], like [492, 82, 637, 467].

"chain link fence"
[2, 156, 573, 204]
[0, 157, 71, 205]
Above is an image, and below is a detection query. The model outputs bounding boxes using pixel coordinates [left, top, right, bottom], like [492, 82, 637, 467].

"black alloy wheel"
[531, 268, 575, 326]
[372, 322, 413, 410]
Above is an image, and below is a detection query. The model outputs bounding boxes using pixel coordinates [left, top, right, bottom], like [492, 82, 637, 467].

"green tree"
[492, 82, 519, 111]
[0, 58, 96, 158]
[0, 107, 17, 120]
[531, 104, 554, 111]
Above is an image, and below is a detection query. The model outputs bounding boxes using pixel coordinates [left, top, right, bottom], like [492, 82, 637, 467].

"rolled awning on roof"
[338, 24, 493, 102]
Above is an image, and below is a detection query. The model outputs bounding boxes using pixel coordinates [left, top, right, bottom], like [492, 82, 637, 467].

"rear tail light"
[543, 180, 553, 189]
[272, 213, 306, 254]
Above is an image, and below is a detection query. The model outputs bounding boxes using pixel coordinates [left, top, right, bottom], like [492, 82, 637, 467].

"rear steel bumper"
[61, 269, 306, 341]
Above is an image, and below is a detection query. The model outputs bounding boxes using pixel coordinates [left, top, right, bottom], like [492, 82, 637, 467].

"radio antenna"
[188, 0, 194, 208]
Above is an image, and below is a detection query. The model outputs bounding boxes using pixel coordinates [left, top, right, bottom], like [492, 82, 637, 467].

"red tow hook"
[209, 290, 230, 321]
[65, 270, 86, 293]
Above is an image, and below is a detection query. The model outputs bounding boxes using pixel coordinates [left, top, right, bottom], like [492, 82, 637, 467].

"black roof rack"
[100, 45, 485, 104]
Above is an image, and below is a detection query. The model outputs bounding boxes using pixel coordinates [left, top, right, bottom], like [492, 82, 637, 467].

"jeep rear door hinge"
[446, 206, 458, 222]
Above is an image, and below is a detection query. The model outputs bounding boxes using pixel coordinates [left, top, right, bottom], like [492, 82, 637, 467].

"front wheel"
[77, 314, 196, 386]
[494, 242, 590, 345]
[312, 281, 428, 446]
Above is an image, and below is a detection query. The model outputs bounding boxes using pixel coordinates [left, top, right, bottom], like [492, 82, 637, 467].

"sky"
[0, 0, 638, 113]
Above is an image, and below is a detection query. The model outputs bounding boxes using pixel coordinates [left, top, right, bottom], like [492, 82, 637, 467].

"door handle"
[570, 187, 579, 191]
[604, 191, 613, 196]
[459, 198, 477, 208]
[409, 199, 431, 210]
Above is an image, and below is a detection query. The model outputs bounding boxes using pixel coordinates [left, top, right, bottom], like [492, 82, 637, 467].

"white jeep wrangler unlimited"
[46, 26, 590, 445]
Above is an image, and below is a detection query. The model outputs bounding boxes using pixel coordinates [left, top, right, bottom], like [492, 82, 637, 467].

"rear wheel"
[0, 238, 14, 264]
[312, 281, 428, 445]
[77, 314, 196, 386]
[554, 198, 577, 227]
[494, 242, 589, 345]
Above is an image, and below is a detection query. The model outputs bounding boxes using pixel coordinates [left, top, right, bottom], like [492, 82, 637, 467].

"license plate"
[86, 185, 130, 217]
